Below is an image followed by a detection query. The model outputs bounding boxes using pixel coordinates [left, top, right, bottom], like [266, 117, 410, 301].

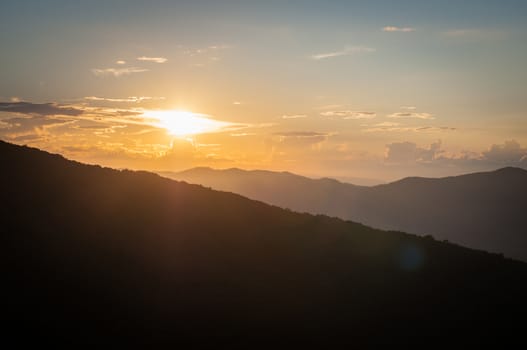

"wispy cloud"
[370, 122, 401, 127]
[388, 112, 435, 120]
[0, 120, 12, 129]
[321, 110, 376, 119]
[137, 56, 168, 63]
[273, 131, 331, 149]
[273, 131, 328, 138]
[0, 101, 83, 116]
[85, 96, 165, 103]
[361, 122, 455, 133]
[442, 29, 506, 40]
[363, 125, 456, 133]
[282, 114, 307, 119]
[230, 132, 256, 137]
[182, 45, 231, 67]
[92, 67, 149, 77]
[382, 26, 415, 32]
[183, 45, 231, 57]
[311, 46, 375, 60]
[116, 60, 126, 65]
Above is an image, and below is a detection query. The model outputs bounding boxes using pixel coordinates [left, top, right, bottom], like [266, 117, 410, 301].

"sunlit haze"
[1, 0, 526, 182]
[146, 110, 234, 137]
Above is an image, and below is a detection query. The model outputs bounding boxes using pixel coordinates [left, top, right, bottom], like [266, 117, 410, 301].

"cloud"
[401, 106, 417, 110]
[0, 114, 77, 144]
[208, 45, 231, 50]
[442, 29, 506, 40]
[183, 45, 231, 57]
[443, 29, 480, 37]
[116, 60, 126, 65]
[282, 114, 307, 119]
[388, 112, 435, 120]
[0, 99, 252, 169]
[383, 139, 527, 171]
[415, 126, 456, 131]
[273, 131, 328, 138]
[92, 67, 149, 77]
[230, 132, 256, 137]
[369, 122, 401, 127]
[85, 96, 165, 103]
[321, 110, 376, 119]
[482, 140, 527, 163]
[363, 125, 456, 133]
[382, 26, 415, 32]
[2, 116, 74, 127]
[0, 101, 83, 116]
[181, 45, 231, 67]
[137, 56, 168, 63]
[0, 120, 12, 129]
[271, 131, 331, 150]
[311, 46, 375, 60]
[385, 140, 444, 164]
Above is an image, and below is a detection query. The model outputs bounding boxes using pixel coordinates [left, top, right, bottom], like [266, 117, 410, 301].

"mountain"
[2, 140, 527, 345]
[165, 167, 527, 261]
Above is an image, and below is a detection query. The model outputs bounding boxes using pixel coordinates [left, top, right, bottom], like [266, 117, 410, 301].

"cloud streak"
[137, 56, 168, 63]
[363, 125, 456, 133]
[85, 96, 165, 103]
[273, 131, 328, 138]
[442, 29, 506, 40]
[388, 112, 435, 120]
[271, 131, 331, 149]
[92, 67, 149, 77]
[282, 114, 307, 119]
[311, 46, 375, 60]
[0, 102, 84, 116]
[382, 26, 415, 32]
[321, 110, 376, 119]
[183, 45, 231, 57]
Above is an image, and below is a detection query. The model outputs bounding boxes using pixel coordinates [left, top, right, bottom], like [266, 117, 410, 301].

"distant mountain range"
[163, 166, 527, 261]
[2, 140, 527, 345]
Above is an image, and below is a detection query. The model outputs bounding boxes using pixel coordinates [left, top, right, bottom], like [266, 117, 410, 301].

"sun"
[145, 110, 231, 137]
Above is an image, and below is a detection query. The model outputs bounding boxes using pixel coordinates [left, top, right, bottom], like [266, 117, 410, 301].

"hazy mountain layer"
[166, 167, 527, 261]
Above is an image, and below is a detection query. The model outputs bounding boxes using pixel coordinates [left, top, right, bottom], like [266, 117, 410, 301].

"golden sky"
[1, 1, 527, 182]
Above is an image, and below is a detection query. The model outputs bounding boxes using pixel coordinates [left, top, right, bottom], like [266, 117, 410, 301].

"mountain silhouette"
[2, 140, 527, 345]
[166, 166, 527, 261]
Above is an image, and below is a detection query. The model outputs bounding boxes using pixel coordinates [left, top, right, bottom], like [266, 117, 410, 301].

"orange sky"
[1, 1, 527, 182]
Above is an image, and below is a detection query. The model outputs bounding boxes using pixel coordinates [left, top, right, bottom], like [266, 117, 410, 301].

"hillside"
[167, 167, 527, 261]
[2, 140, 527, 345]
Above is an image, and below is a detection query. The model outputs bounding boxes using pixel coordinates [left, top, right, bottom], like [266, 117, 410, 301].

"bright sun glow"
[145, 110, 231, 137]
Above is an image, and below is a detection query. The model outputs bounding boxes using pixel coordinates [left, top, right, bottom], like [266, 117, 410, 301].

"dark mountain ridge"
[166, 165, 527, 261]
[2, 140, 527, 345]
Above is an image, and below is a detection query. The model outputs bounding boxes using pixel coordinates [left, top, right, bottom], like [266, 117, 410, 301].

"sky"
[1, 0, 527, 182]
